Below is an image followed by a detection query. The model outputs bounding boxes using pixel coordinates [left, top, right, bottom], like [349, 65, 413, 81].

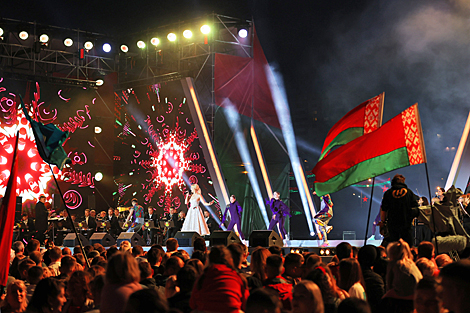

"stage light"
[102, 43, 111, 53]
[64, 38, 73, 47]
[95, 78, 104, 86]
[120, 44, 129, 53]
[39, 34, 49, 43]
[0, 28, 3, 37]
[167, 33, 176, 41]
[151, 37, 160, 46]
[238, 28, 248, 38]
[95, 172, 103, 181]
[137, 40, 146, 49]
[19, 31, 29, 40]
[200, 25, 210, 34]
[84, 41, 93, 50]
[183, 30, 192, 39]
[94, 126, 102, 134]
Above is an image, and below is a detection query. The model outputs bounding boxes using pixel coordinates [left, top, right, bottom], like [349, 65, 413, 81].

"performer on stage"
[82, 209, 97, 231]
[125, 198, 145, 232]
[267, 191, 291, 240]
[204, 210, 219, 233]
[182, 184, 214, 236]
[313, 192, 334, 247]
[144, 206, 159, 245]
[16, 213, 35, 242]
[107, 207, 121, 238]
[34, 195, 49, 244]
[163, 206, 179, 240]
[220, 195, 245, 240]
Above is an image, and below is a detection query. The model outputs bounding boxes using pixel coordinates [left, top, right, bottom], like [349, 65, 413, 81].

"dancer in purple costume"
[221, 195, 245, 240]
[267, 191, 291, 239]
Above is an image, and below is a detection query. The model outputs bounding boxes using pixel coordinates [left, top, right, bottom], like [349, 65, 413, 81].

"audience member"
[268, 246, 283, 257]
[227, 243, 244, 271]
[26, 266, 43, 301]
[357, 245, 384, 312]
[88, 274, 105, 312]
[48, 247, 62, 276]
[305, 265, 346, 313]
[1, 280, 28, 313]
[264, 254, 292, 311]
[245, 288, 282, 313]
[193, 236, 207, 252]
[155, 256, 184, 288]
[413, 276, 440, 313]
[124, 289, 169, 313]
[119, 241, 131, 253]
[415, 257, 437, 278]
[18, 259, 35, 281]
[87, 265, 106, 278]
[248, 247, 271, 289]
[26, 278, 67, 313]
[166, 238, 179, 254]
[328, 242, 353, 281]
[337, 297, 371, 313]
[417, 241, 434, 260]
[282, 253, 304, 286]
[339, 258, 366, 300]
[9, 241, 26, 279]
[100, 252, 142, 313]
[28, 252, 44, 268]
[191, 250, 206, 265]
[62, 271, 94, 312]
[186, 259, 204, 275]
[131, 246, 144, 258]
[62, 247, 72, 256]
[147, 247, 165, 276]
[291, 280, 324, 313]
[57, 255, 77, 280]
[435, 254, 452, 268]
[139, 262, 156, 289]
[302, 254, 322, 279]
[167, 265, 198, 313]
[439, 259, 470, 313]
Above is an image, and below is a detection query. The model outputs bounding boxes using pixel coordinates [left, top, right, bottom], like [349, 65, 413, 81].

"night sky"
[4, 0, 470, 237]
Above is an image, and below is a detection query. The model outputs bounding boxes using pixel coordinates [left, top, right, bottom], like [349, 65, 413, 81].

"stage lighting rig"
[102, 43, 111, 53]
[238, 28, 248, 38]
[19, 30, 29, 40]
[151, 37, 160, 46]
[167, 33, 176, 42]
[200, 25, 210, 34]
[183, 30, 192, 39]
[84, 41, 94, 50]
[120, 44, 129, 53]
[64, 38, 74, 47]
[137, 40, 146, 49]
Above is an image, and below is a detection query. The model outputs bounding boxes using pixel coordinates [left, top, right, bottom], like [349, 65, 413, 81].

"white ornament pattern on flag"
[364, 95, 381, 134]
[402, 105, 424, 166]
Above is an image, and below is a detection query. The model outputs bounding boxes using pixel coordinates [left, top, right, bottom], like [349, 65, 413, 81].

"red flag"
[0, 134, 19, 287]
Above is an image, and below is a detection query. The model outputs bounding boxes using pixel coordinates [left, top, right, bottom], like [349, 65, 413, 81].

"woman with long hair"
[190, 245, 249, 313]
[1, 280, 28, 313]
[26, 278, 67, 313]
[62, 271, 95, 313]
[100, 252, 142, 313]
[291, 280, 324, 313]
[247, 247, 271, 289]
[182, 184, 214, 236]
[306, 265, 348, 313]
[338, 258, 366, 300]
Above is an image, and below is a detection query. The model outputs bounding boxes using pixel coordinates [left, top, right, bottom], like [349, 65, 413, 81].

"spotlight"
[39, 34, 49, 43]
[183, 30, 192, 39]
[137, 40, 146, 49]
[238, 28, 248, 38]
[19, 31, 29, 40]
[95, 79, 104, 87]
[102, 43, 111, 53]
[0, 28, 4, 38]
[95, 126, 102, 134]
[120, 44, 129, 53]
[84, 41, 93, 50]
[151, 37, 160, 46]
[200, 25, 210, 34]
[167, 33, 176, 41]
[94, 172, 103, 181]
[64, 38, 74, 47]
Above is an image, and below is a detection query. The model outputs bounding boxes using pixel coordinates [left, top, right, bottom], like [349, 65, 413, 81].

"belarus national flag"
[313, 104, 426, 197]
[319, 93, 384, 161]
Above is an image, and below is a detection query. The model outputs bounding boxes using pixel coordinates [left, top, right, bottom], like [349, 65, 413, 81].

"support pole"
[364, 177, 375, 244]
[424, 163, 439, 254]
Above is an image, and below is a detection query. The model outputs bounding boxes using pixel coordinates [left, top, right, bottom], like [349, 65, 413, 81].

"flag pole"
[364, 177, 375, 244]
[424, 162, 439, 254]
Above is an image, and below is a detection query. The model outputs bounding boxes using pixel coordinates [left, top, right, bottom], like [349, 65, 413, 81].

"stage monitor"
[210, 230, 241, 246]
[174, 231, 202, 247]
[63, 233, 89, 247]
[249, 230, 282, 248]
[117, 232, 145, 247]
[89, 232, 116, 247]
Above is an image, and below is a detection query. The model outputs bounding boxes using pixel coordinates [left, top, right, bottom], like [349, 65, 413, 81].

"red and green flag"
[313, 104, 426, 197]
[319, 93, 384, 161]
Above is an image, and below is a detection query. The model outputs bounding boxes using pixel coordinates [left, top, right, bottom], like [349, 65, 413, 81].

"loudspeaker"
[174, 231, 202, 247]
[210, 230, 241, 246]
[15, 196, 22, 222]
[249, 230, 282, 248]
[117, 232, 145, 247]
[89, 232, 116, 247]
[63, 233, 89, 247]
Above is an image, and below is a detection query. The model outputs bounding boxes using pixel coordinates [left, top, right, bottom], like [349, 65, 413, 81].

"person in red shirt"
[190, 245, 249, 313]
[264, 254, 293, 311]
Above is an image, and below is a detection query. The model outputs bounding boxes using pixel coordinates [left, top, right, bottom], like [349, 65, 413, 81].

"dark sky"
[4, 0, 470, 236]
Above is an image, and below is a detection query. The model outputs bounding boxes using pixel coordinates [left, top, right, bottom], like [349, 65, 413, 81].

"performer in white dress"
[181, 184, 214, 236]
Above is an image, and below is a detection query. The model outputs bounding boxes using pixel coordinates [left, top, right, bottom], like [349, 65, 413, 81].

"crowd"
[1, 236, 470, 313]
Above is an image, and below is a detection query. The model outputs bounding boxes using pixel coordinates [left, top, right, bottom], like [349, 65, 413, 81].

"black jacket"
[35, 201, 48, 231]
[381, 182, 419, 228]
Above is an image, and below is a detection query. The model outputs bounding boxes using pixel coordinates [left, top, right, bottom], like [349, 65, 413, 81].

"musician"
[204, 210, 219, 233]
[106, 207, 121, 238]
[82, 209, 97, 232]
[164, 207, 179, 240]
[97, 211, 107, 222]
[59, 210, 73, 230]
[176, 211, 186, 231]
[144, 206, 159, 245]
[125, 198, 145, 233]
[114, 208, 125, 222]
[17, 213, 35, 242]
[34, 195, 49, 244]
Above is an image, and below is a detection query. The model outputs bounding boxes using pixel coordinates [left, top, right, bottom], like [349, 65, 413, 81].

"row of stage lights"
[0, 25, 250, 54]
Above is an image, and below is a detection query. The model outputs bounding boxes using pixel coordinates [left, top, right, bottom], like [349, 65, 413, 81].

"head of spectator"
[177, 265, 198, 293]
[416, 257, 437, 278]
[73, 245, 81, 255]
[106, 246, 119, 259]
[42, 267, 53, 279]
[89, 274, 105, 309]
[84, 245, 94, 256]
[414, 276, 440, 313]
[73, 253, 85, 267]
[1, 280, 27, 312]
[18, 258, 36, 281]
[338, 258, 365, 294]
[163, 256, 184, 276]
[87, 250, 100, 261]
[337, 297, 371, 313]
[245, 288, 282, 313]
[29, 251, 43, 266]
[227, 243, 244, 270]
[67, 271, 93, 308]
[336, 242, 353, 261]
[305, 265, 342, 306]
[139, 261, 153, 282]
[93, 243, 105, 254]
[28, 266, 43, 285]
[25, 239, 40, 256]
[12, 241, 25, 256]
[106, 251, 140, 285]
[27, 278, 67, 313]
[292, 280, 324, 313]
[193, 236, 207, 252]
[87, 264, 106, 278]
[418, 241, 435, 260]
[59, 255, 77, 278]
[284, 252, 304, 279]
[266, 254, 284, 280]
[186, 259, 204, 276]
[268, 245, 283, 257]
[166, 238, 178, 253]
[302, 254, 322, 279]
[62, 247, 72, 256]
[387, 239, 414, 263]
[357, 245, 377, 269]
[120, 240, 131, 253]
[147, 247, 164, 268]
[191, 250, 206, 265]
[435, 254, 453, 268]
[131, 245, 144, 258]
[124, 289, 169, 313]
[251, 247, 271, 281]
[439, 259, 470, 313]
